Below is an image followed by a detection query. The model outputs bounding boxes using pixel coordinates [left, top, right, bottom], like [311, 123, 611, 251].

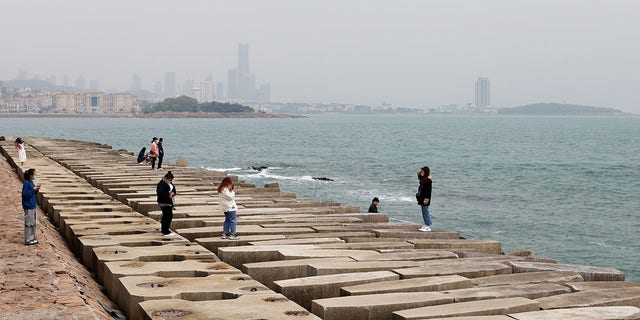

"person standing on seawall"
[15, 138, 27, 166]
[416, 166, 433, 232]
[157, 171, 177, 236]
[218, 177, 239, 240]
[149, 137, 159, 171]
[368, 197, 380, 213]
[157, 138, 165, 170]
[22, 168, 40, 245]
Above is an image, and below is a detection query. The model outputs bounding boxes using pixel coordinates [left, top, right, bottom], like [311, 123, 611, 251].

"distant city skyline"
[2, 1, 639, 113]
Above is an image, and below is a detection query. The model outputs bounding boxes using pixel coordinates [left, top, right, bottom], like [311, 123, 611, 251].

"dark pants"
[160, 205, 173, 234]
[158, 154, 164, 169]
[151, 157, 157, 169]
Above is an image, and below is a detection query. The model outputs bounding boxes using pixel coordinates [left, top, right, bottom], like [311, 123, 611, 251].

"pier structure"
[1, 137, 639, 320]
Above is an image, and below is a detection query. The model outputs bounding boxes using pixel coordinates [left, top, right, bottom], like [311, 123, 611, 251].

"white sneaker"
[420, 226, 431, 232]
[221, 234, 227, 239]
[163, 232, 176, 236]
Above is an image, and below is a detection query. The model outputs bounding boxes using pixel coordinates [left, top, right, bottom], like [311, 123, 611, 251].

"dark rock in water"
[0, 136, 5, 141]
[251, 166, 268, 171]
[312, 177, 334, 182]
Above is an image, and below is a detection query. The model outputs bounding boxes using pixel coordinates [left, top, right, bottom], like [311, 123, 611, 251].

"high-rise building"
[164, 72, 176, 98]
[131, 73, 142, 91]
[475, 77, 491, 110]
[75, 76, 85, 90]
[17, 69, 28, 80]
[200, 80, 214, 102]
[216, 81, 224, 100]
[153, 81, 163, 96]
[227, 69, 237, 99]
[238, 43, 250, 80]
[259, 83, 271, 102]
[89, 80, 99, 91]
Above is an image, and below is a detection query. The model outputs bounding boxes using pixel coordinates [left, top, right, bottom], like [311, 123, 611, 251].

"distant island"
[498, 103, 629, 116]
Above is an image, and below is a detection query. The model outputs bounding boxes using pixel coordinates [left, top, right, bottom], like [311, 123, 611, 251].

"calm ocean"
[2, 114, 638, 281]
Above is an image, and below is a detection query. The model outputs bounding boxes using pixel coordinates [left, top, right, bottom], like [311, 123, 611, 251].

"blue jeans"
[421, 205, 432, 226]
[223, 210, 237, 235]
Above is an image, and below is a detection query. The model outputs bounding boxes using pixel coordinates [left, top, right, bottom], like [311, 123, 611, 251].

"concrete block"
[312, 292, 453, 320]
[217, 245, 319, 269]
[243, 258, 355, 289]
[443, 283, 571, 302]
[394, 260, 512, 279]
[308, 260, 421, 276]
[140, 294, 321, 320]
[392, 297, 540, 319]
[274, 271, 400, 310]
[93, 243, 218, 282]
[409, 239, 502, 254]
[471, 271, 584, 287]
[535, 287, 640, 309]
[118, 274, 272, 320]
[509, 261, 626, 281]
[510, 306, 640, 320]
[102, 260, 240, 299]
[341, 275, 473, 296]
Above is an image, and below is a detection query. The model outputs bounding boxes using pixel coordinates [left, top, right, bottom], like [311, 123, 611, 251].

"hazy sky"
[2, 0, 639, 112]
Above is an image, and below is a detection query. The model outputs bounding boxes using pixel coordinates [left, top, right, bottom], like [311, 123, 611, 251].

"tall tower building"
[131, 73, 142, 91]
[227, 69, 237, 99]
[164, 72, 176, 98]
[237, 43, 250, 79]
[475, 77, 491, 110]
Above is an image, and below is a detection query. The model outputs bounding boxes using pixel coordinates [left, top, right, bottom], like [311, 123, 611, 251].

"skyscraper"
[475, 77, 491, 110]
[131, 73, 142, 91]
[227, 68, 237, 99]
[164, 72, 176, 98]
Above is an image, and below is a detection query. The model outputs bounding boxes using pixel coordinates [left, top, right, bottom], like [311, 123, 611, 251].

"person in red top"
[149, 137, 159, 171]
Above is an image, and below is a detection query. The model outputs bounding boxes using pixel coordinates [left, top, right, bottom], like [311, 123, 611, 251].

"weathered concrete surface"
[442, 283, 572, 302]
[392, 297, 540, 319]
[509, 306, 640, 320]
[102, 260, 240, 299]
[93, 243, 218, 282]
[409, 239, 503, 254]
[340, 275, 473, 296]
[243, 257, 355, 289]
[535, 287, 640, 309]
[565, 281, 640, 292]
[217, 245, 319, 268]
[274, 271, 400, 309]
[140, 294, 321, 320]
[117, 274, 272, 320]
[312, 292, 454, 320]
[471, 271, 584, 287]
[394, 261, 513, 279]
[508, 261, 626, 281]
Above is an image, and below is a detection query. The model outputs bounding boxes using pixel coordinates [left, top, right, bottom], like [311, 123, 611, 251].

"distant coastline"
[0, 111, 305, 119]
[498, 103, 631, 116]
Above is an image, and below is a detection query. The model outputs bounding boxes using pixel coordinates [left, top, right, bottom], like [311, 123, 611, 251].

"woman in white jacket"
[218, 177, 239, 240]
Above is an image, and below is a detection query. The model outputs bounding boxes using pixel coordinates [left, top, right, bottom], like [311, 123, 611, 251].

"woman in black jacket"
[416, 166, 432, 232]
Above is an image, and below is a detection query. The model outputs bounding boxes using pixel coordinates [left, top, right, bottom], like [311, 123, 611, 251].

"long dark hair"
[420, 166, 430, 184]
[217, 177, 233, 193]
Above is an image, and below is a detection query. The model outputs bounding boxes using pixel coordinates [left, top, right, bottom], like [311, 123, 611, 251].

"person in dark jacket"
[22, 168, 40, 245]
[137, 147, 148, 164]
[368, 197, 379, 213]
[156, 171, 176, 236]
[416, 166, 433, 232]
[157, 138, 165, 170]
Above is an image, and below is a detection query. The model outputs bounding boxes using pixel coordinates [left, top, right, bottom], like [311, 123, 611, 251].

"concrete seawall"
[1, 137, 639, 320]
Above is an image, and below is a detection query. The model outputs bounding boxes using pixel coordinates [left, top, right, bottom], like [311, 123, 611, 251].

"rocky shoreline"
[0, 137, 638, 320]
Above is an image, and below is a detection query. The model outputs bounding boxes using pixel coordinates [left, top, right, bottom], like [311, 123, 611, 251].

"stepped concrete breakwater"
[1, 137, 639, 320]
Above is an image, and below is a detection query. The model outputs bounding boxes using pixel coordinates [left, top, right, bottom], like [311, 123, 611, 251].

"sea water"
[1, 114, 638, 280]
